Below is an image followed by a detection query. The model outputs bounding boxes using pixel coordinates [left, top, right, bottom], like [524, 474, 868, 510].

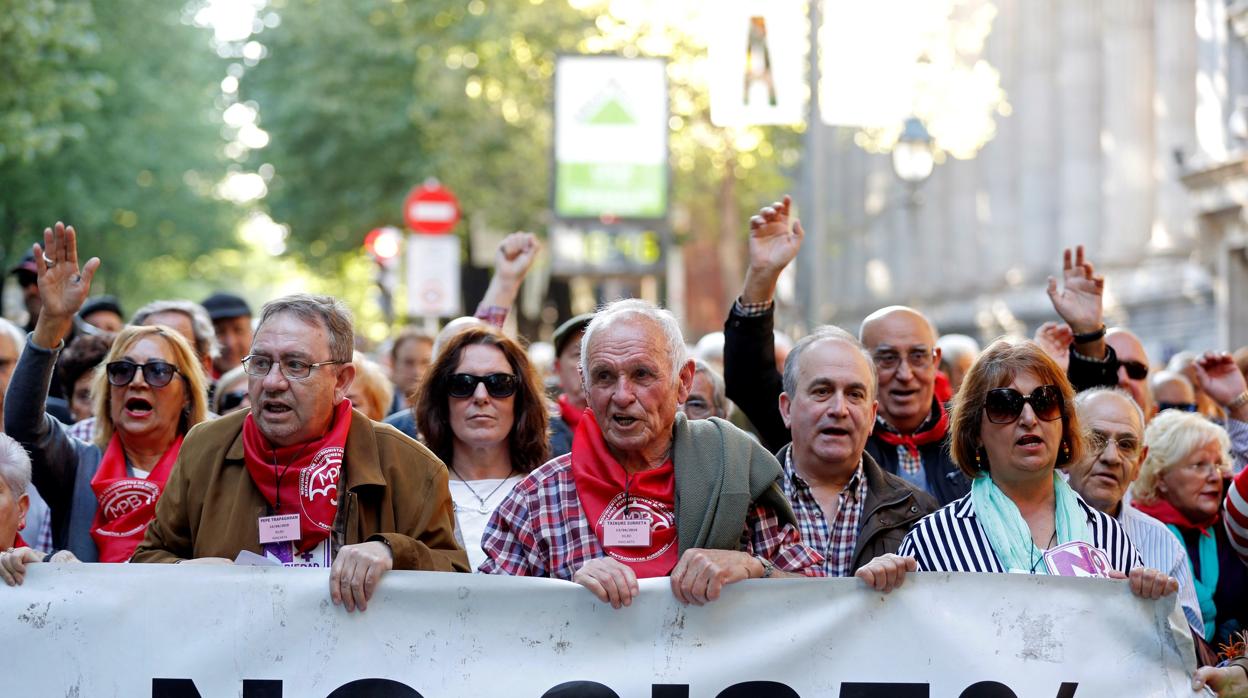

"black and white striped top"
[898, 492, 1142, 574]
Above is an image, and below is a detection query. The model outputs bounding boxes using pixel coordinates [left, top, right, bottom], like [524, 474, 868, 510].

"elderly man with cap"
[723, 196, 968, 505]
[132, 293, 467, 611]
[549, 312, 593, 457]
[480, 298, 822, 608]
[202, 292, 253, 377]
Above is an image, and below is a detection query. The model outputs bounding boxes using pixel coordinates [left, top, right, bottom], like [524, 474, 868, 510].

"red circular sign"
[403, 182, 460, 235]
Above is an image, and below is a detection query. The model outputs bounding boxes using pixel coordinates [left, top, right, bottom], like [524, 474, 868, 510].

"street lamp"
[891, 116, 935, 186]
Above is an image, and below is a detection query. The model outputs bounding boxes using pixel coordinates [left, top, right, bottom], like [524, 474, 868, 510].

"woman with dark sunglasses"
[413, 325, 549, 571]
[857, 340, 1177, 602]
[4, 223, 209, 563]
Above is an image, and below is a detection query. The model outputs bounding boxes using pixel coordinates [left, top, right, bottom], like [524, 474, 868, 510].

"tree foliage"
[0, 0, 235, 311]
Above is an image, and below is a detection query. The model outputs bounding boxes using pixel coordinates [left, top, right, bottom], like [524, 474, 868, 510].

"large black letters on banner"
[717, 681, 800, 697]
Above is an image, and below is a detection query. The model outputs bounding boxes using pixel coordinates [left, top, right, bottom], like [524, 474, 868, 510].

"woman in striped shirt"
[856, 339, 1175, 600]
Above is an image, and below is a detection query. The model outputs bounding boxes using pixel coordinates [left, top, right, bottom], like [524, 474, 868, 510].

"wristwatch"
[754, 555, 776, 579]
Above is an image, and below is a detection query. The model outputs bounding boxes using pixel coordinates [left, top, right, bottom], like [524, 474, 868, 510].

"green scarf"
[971, 472, 1092, 574]
[1165, 524, 1218, 641]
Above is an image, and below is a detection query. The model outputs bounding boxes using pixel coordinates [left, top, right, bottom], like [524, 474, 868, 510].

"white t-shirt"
[449, 476, 523, 572]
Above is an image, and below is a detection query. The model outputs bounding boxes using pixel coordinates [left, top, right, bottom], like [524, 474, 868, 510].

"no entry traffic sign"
[403, 181, 460, 234]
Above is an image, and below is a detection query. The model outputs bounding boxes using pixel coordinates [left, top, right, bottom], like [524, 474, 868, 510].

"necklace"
[1029, 529, 1059, 574]
[450, 465, 515, 515]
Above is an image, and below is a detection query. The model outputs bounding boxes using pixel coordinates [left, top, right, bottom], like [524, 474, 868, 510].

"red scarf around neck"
[1132, 496, 1220, 536]
[570, 409, 679, 577]
[873, 399, 949, 458]
[243, 399, 351, 553]
[557, 394, 583, 429]
[90, 434, 184, 562]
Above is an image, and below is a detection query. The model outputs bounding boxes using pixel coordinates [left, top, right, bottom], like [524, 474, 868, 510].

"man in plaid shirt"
[775, 326, 937, 578]
[480, 299, 822, 608]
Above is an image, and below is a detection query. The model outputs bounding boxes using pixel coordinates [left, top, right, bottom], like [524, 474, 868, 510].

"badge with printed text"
[1042, 541, 1113, 578]
[602, 519, 651, 547]
[258, 514, 300, 544]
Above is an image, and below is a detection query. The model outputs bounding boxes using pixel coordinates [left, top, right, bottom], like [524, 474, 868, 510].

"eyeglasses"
[106, 360, 180, 388]
[448, 373, 518, 399]
[1088, 431, 1142, 460]
[1180, 461, 1225, 477]
[218, 390, 248, 413]
[1119, 360, 1148, 381]
[1157, 402, 1198, 413]
[984, 385, 1064, 424]
[242, 355, 344, 380]
[872, 348, 935, 371]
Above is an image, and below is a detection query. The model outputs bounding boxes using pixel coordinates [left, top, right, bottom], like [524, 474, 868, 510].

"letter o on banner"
[325, 679, 426, 698]
[717, 682, 801, 698]
[541, 681, 621, 698]
[958, 682, 1018, 698]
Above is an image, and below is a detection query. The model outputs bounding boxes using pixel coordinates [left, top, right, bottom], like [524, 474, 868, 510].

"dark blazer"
[776, 445, 938, 574]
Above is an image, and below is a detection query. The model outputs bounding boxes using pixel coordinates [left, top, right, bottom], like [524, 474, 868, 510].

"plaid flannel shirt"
[478, 453, 825, 578]
[780, 449, 867, 577]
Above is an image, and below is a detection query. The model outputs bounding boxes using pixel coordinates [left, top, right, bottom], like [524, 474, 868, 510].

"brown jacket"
[132, 407, 469, 572]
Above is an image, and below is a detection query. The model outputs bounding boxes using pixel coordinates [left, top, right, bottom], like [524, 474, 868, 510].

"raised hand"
[1194, 351, 1248, 419]
[1045, 246, 1103, 335]
[1032, 322, 1073, 373]
[741, 195, 804, 304]
[31, 222, 100, 350]
[494, 232, 540, 283]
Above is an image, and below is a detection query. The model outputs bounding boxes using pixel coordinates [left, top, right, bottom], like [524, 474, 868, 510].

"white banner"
[1, 566, 1195, 697]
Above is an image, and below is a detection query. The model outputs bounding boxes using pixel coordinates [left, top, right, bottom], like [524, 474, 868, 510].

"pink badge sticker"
[1043, 541, 1113, 578]
[602, 519, 651, 547]
[258, 514, 300, 544]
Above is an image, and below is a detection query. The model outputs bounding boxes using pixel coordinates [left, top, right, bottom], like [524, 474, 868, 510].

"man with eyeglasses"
[1066, 387, 1204, 630]
[723, 196, 968, 505]
[134, 293, 468, 611]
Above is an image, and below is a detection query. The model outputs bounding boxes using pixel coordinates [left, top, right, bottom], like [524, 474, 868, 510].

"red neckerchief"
[873, 400, 949, 458]
[89, 434, 183, 562]
[13, 532, 27, 548]
[570, 409, 679, 578]
[934, 371, 953, 404]
[1132, 497, 1219, 537]
[243, 400, 351, 553]
[557, 394, 583, 429]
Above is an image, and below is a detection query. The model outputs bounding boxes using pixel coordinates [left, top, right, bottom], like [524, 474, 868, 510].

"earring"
[975, 449, 983, 469]
[1061, 440, 1070, 461]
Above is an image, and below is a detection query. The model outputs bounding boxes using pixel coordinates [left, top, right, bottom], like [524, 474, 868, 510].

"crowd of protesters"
[2, 210, 1248, 693]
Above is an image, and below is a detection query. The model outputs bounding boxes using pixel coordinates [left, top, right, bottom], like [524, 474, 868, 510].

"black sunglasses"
[1157, 401, 1198, 413]
[1120, 360, 1148, 381]
[984, 385, 1063, 424]
[448, 373, 518, 399]
[106, 360, 180, 388]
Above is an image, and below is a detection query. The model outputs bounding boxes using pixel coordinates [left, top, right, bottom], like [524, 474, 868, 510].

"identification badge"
[602, 519, 651, 547]
[258, 514, 300, 544]
[1043, 541, 1112, 578]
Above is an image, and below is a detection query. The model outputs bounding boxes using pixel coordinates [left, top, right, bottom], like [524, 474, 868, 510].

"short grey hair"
[937, 333, 980, 362]
[0, 432, 31, 497]
[1074, 387, 1146, 435]
[783, 325, 877, 399]
[132, 300, 220, 361]
[257, 294, 355, 362]
[692, 358, 732, 419]
[581, 299, 687, 381]
[0, 318, 25, 357]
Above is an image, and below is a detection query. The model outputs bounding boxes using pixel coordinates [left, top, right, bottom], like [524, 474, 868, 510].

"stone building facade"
[795, 0, 1248, 362]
